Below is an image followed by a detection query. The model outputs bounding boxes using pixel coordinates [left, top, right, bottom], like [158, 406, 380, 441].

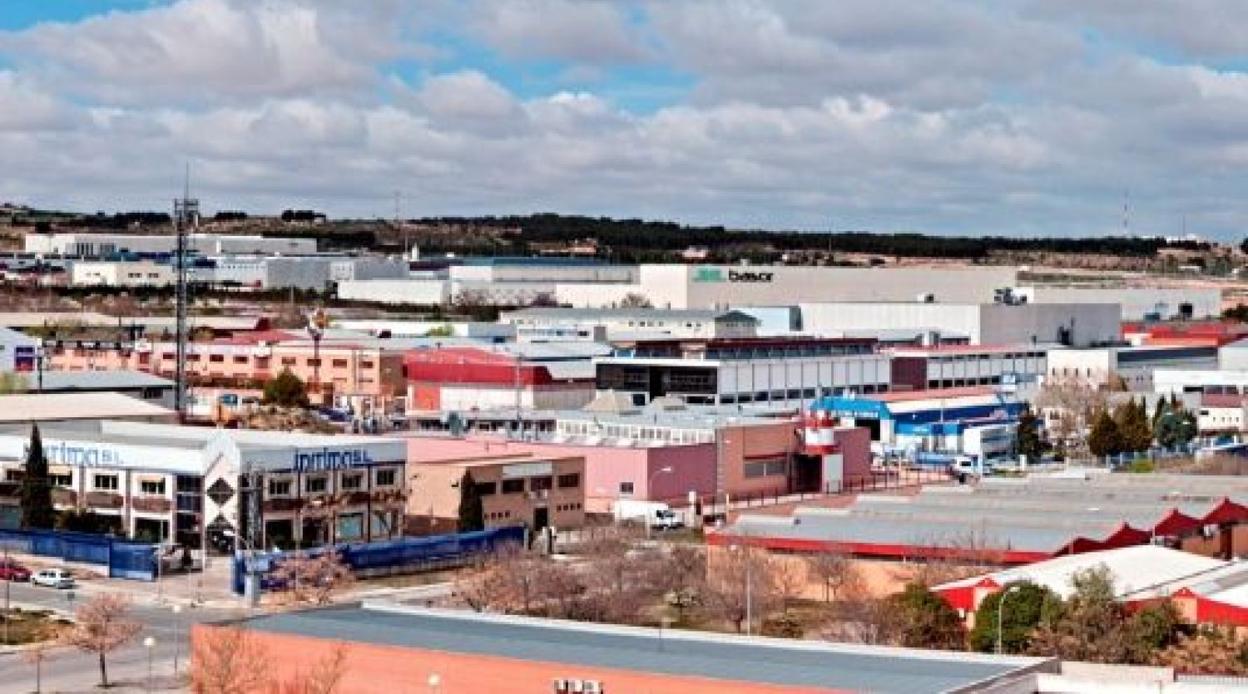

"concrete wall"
[803, 302, 1120, 347]
[337, 279, 450, 305]
[1021, 286, 1222, 321]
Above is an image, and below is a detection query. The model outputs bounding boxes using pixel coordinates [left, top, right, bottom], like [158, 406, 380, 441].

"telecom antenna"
[1122, 189, 1130, 235]
[172, 164, 199, 420]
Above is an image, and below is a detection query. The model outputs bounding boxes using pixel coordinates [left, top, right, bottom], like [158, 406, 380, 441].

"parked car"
[31, 568, 75, 589]
[0, 559, 30, 582]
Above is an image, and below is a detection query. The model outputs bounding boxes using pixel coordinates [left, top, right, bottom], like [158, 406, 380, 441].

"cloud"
[0, 0, 1246, 240]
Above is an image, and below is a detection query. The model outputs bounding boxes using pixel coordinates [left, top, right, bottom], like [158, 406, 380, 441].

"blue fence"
[232, 526, 526, 595]
[0, 528, 157, 581]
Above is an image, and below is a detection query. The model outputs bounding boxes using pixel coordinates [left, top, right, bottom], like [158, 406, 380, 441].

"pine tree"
[457, 471, 485, 533]
[20, 424, 55, 529]
[1015, 406, 1044, 463]
[1114, 399, 1153, 453]
[1088, 409, 1122, 458]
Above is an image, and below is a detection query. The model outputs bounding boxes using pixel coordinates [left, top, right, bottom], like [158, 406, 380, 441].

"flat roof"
[36, 370, 174, 391]
[0, 393, 172, 423]
[233, 603, 1050, 693]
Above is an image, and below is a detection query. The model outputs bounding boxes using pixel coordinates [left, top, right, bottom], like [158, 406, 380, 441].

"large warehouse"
[801, 301, 1121, 347]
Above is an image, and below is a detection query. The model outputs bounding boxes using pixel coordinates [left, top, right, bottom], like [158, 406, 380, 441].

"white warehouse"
[800, 301, 1122, 348]
[26, 232, 316, 257]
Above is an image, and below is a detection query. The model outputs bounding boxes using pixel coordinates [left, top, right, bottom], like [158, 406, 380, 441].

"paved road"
[0, 580, 250, 693]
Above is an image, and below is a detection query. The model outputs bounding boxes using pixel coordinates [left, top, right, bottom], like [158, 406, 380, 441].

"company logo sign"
[293, 447, 374, 472]
[29, 441, 126, 467]
[692, 267, 774, 283]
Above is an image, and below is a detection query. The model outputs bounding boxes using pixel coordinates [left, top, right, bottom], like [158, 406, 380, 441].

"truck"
[612, 499, 683, 531]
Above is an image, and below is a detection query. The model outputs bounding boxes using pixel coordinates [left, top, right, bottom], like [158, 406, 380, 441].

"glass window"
[619, 481, 634, 495]
[557, 473, 580, 489]
[267, 479, 292, 496]
[93, 474, 119, 491]
[501, 479, 524, 494]
[340, 474, 363, 491]
[305, 476, 328, 494]
[375, 469, 397, 486]
[332, 359, 348, 368]
[530, 476, 553, 492]
[49, 473, 72, 487]
[474, 481, 497, 496]
[140, 479, 166, 495]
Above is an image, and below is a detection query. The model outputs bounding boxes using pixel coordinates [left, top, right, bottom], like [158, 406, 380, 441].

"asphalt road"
[0, 580, 248, 693]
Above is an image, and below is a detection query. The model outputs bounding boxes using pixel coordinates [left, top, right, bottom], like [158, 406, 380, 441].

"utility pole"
[173, 165, 198, 421]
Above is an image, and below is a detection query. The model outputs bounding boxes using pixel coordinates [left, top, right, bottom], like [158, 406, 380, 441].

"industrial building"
[499, 307, 760, 342]
[1046, 344, 1218, 390]
[194, 603, 1056, 694]
[1154, 368, 1248, 396]
[812, 386, 1024, 463]
[1016, 285, 1222, 321]
[403, 343, 608, 414]
[801, 301, 1121, 347]
[24, 231, 316, 257]
[595, 336, 889, 407]
[888, 343, 1048, 391]
[0, 326, 38, 372]
[0, 421, 408, 549]
[205, 255, 409, 291]
[406, 453, 586, 535]
[70, 260, 174, 287]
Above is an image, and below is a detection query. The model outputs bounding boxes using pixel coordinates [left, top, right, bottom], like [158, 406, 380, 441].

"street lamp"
[427, 672, 441, 694]
[143, 636, 157, 692]
[646, 466, 674, 540]
[996, 585, 1022, 655]
[171, 604, 183, 677]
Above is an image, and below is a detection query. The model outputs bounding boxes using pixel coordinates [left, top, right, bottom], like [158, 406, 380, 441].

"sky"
[0, 0, 1246, 239]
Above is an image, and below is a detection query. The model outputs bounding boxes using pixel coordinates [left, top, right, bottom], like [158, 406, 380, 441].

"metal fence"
[0, 527, 157, 581]
[231, 525, 526, 595]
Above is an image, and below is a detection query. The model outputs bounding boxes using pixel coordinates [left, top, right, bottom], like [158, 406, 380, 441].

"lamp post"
[143, 636, 156, 692]
[996, 585, 1021, 655]
[171, 604, 183, 677]
[729, 542, 754, 636]
[427, 672, 441, 694]
[646, 466, 674, 540]
[307, 308, 327, 407]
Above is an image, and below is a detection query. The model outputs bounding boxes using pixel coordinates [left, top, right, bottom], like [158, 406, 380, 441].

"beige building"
[406, 454, 585, 535]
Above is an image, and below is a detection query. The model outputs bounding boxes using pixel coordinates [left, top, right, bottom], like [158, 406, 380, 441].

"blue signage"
[293, 447, 373, 472]
[30, 441, 126, 467]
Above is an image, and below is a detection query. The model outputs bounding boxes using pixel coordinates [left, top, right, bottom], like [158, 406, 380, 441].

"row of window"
[6, 469, 167, 495]
[744, 458, 789, 479]
[554, 502, 583, 512]
[473, 473, 580, 497]
[174, 354, 374, 369]
[267, 468, 397, 497]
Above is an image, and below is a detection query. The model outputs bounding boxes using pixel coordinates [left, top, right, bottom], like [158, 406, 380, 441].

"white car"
[31, 568, 75, 589]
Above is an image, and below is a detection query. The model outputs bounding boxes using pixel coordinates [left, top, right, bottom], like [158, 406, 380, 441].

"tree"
[650, 543, 706, 623]
[885, 583, 965, 650]
[457, 471, 484, 533]
[1154, 627, 1248, 675]
[22, 641, 53, 694]
[191, 626, 272, 693]
[269, 550, 355, 605]
[618, 292, 653, 308]
[60, 594, 142, 688]
[805, 552, 861, 603]
[1087, 409, 1122, 458]
[263, 369, 310, 408]
[969, 583, 1061, 653]
[270, 646, 350, 694]
[704, 545, 780, 634]
[1014, 406, 1044, 464]
[1155, 400, 1198, 449]
[20, 425, 54, 530]
[1114, 399, 1153, 452]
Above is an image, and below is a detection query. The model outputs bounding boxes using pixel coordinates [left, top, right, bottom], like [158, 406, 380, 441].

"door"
[533, 507, 549, 532]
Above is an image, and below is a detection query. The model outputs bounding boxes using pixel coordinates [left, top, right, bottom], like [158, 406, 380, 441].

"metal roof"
[0, 393, 172, 423]
[36, 370, 174, 391]
[233, 603, 1051, 694]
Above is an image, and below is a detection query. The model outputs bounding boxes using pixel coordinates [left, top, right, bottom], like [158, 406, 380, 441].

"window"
[375, 469, 397, 486]
[209, 354, 224, 363]
[267, 479, 292, 496]
[332, 359, 348, 368]
[93, 474, 119, 491]
[140, 479, 166, 495]
[306, 358, 321, 367]
[305, 476, 328, 494]
[619, 481, 635, 495]
[743, 458, 788, 479]
[474, 481, 497, 496]
[50, 473, 72, 487]
[281, 357, 297, 366]
[340, 474, 363, 491]
[530, 476, 553, 492]
[4, 470, 22, 482]
[557, 473, 580, 489]
[360, 360, 374, 369]
[233, 356, 248, 365]
[501, 479, 524, 494]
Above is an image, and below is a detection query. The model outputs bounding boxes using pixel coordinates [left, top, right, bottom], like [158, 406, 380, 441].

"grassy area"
[0, 608, 69, 646]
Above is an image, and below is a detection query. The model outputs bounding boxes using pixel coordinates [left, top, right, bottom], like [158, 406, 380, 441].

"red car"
[0, 560, 31, 582]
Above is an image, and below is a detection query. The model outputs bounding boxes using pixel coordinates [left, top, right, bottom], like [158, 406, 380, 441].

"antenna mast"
[173, 164, 199, 420]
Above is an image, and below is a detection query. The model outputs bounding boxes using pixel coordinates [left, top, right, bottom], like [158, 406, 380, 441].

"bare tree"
[22, 641, 53, 694]
[1034, 376, 1109, 457]
[805, 552, 861, 603]
[269, 646, 350, 694]
[649, 544, 706, 623]
[270, 550, 355, 605]
[192, 626, 272, 694]
[60, 594, 143, 688]
[703, 545, 780, 633]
